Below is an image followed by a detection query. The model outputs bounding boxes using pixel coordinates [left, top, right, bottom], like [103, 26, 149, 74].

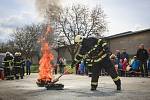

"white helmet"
[75, 35, 83, 43]
[6, 52, 11, 56]
[15, 52, 21, 56]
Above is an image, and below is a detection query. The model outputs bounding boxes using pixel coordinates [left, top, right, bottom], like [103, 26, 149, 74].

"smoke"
[35, 0, 61, 19]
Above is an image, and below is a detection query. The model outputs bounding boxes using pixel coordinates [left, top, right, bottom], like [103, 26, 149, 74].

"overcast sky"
[0, 0, 150, 42]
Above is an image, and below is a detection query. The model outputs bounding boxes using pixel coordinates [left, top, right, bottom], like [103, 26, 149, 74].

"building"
[106, 28, 150, 55]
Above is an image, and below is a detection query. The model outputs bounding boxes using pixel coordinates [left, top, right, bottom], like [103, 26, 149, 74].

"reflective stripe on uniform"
[3, 61, 9, 62]
[15, 62, 21, 64]
[16, 74, 20, 76]
[86, 59, 91, 61]
[98, 39, 102, 44]
[74, 58, 79, 62]
[113, 76, 120, 81]
[102, 43, 107, 47]
[75, 53, 84, 62]
[91, 82, 98, 85]
[3, 60, 12, 63]
[98, 51, 103, 56]
[88, 64, 92, 66]
[78, 54, 84, 57]
[3, 60, 13, 67]
[94, 45, 98, 48]
[15, 66, 20, 68]
[93, 54, 107, 62]
[87, 39, 102, 55]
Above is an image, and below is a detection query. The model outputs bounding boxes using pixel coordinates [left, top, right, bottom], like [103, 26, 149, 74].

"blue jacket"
[26, 60, 32, 67]
[79, 62, 85, 73]
[131, 60, 140, 70]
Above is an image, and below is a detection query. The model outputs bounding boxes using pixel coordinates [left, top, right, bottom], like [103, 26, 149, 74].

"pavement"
[0, 73, 150, 100]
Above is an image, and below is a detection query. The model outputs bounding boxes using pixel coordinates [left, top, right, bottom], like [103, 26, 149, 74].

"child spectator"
[130, 56, 140, 71]
[120, 48, 129, 62]
[79, 61, 85, 75]
[76, 62, 80, 74]
[118, 59, 123, 76]
[110, 54, 118, 73]
[122, 58, 128, 76]
[126, 56, 141, 77]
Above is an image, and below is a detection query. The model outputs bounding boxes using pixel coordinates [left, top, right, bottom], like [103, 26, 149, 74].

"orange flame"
[38, 26, 54, 82]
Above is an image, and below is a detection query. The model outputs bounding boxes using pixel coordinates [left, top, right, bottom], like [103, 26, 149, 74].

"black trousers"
[14, 66, 21, 78]
[140, 61, 148, 77]
[59, 65, 64, 74]
[22, 66, 25, 76]
[91, 57, 121, 88]
[4, 68, 11, 77]
[26, 67, 31, 75]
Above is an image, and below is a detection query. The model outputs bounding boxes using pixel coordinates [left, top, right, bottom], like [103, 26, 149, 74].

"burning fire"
[37, 26, 54, 84]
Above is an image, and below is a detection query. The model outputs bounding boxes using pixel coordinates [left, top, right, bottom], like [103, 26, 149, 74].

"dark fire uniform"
[2, 54, 14, 79]
[73, 37, 121, 90]
[14, 55, 23, 79]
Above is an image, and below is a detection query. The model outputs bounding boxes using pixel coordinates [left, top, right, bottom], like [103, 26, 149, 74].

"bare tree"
[12, 24, 43, 58]
[52, 5, 107, 60]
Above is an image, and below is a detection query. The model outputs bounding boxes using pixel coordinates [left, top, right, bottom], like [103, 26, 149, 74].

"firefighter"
[72, 35, 121, 91]
[14, 52, 23, 79]
[2, 52, 14, 80]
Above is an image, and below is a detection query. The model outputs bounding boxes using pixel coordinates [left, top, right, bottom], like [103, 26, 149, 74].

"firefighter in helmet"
[72, 35, 121, 91]
[2, 52, 14, 80]
[14, 52, 23, 79]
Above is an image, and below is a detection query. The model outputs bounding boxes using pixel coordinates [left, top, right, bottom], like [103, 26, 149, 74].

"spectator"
[126, 56, 141, 77]
[54, 64, 58, 74]
[148, 59, 150, 76]
[136, 44, 149, 77]
[56, 56, 61, 74]
[115, 50, 121, 65]
[26, 58, 32, 75]
[0, 53, 4, 80]
[120, 48, 129, 62]
[110, 54, 118, 73]
[116, 50, 121, 61]
[75, 62, 80, 74]
[21, 59, 26, 76]
[122, 58, 128, 76]
[62, 58, 66, 68]
[0, 67, 4, 80]
[118, 59, 123, 76]
[130, 56, 140, 71]
[120, 48, 129, 76]
[79, 61, 85, 75]
[59, 57, 64, 74]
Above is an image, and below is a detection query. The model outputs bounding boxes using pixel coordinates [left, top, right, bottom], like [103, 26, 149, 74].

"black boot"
[114, 79, 121, 91]
[117, 85, 121, 90]
[21, 76, 23, 79]
[91, 85, 97, 91]
[89, 73, 92, 77]
[15, 76, 19, 79]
